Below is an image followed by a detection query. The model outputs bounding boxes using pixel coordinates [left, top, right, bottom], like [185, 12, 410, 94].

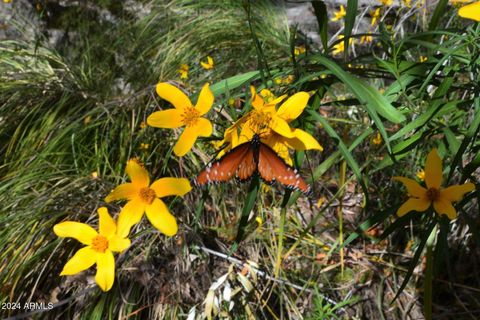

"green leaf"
[428, 0, 448, 32]
[344, 0, 358, 57]
[210, 70, 260, 95]
[310, 1, 328, 53]
[309, 55, 406, 153]
[307, 109, 369, 203]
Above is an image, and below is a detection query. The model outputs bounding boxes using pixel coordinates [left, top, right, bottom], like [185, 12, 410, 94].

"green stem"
[235, 176, 260, 243]
[424, 223, 438, 320]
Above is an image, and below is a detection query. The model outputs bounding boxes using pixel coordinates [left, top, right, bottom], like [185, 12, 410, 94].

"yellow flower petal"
[147, 109, 184, 128]
[425, 148, 442, 189]
[284, 128, 323, 151]
[156, 82, 192, 110]
[95, 251, 115, 292]
[393, 177, 427, 198]
[98, 207, 116, 238]
[238, 122, 255, 144]
[117, 198, 146, 238]
[150, 177, 192, 198]
[433, 198, 457, 220]
[60, 247, 97, 275]
[195, 83, 214, 115]
[126, 159, 150, 187]
[441, 182, 475, 202]
[108, 235, 131, 253]
[276, 92, 310, 122]
[54, 222, 97, 245]
[271, 116, 294, 138]
[145, 198, 178, 236]
[173, 118, 212, 156]
[396, 197, 431, 216]
[105, 183, 138, 203]
[458, 2, 480, 21]
[250, 86, 265, 110]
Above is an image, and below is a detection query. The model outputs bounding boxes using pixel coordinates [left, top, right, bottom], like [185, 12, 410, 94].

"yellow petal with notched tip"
[60, 247, 97, 275]
[396, 197, 430, 216]
[150, 177, 192, 198]
[156, 82, 192, 110]
[425, 148, 443, 189]
[95, 251, 115, 292]
[145, 198, 178, 236]
[54, 222, 97, 245]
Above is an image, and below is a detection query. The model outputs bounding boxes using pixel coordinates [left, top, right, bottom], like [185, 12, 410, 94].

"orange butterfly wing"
[195, 142, 256, 186]
[257, 143, 311, 194]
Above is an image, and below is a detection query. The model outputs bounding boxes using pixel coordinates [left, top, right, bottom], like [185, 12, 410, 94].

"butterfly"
[194, 134, 311, 194]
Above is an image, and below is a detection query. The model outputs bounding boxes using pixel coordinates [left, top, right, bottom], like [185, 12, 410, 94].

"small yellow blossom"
[332, 35, 353, 55]
[283, 75, 294, 84]
[419, 56, 428, 63]
[458, 1, 480, 21]
[147, 82, 214, 156]
[53, 207, 131, 291]
[200, 56, 214, 70]
[360, 35, 373, 44]
[372, 132, 382, 145]
[91, 171, 99, 179]
[371, 8, 381, 26]
[260, 89, 276, 103]
[178, 64, 189, 79]
[331, 5, 346, 22]
[140, 143, 150, 150]
[274, 78, 283, 85]
[3, 0, 12, 3]
[105, 159, 192, 236]
[140, 121, 147, 129]
[83, 115, 92, 125]
[416, 169, 425, 181]
[228, 97, 235, 106]
[255, 216, 263, 226]
[402, 0, 412, 7]
[379, 0, 393, 5]
[394, 149, 475, 220]
[294, 46, 306, 56]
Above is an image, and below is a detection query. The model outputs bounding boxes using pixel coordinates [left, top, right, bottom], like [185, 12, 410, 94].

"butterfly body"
[195, 135, 311, 194]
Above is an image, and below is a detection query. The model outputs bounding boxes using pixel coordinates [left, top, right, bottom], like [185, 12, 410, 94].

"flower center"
[249, 110, 273, 136]
[139, 187, 156, 204]
[91, 235, 109, 253]
[426, 188, 440, 201]
[181, 106, 200, 127]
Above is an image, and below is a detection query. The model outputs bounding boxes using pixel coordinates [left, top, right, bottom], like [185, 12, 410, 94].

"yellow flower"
[371, 8, 381, 26]
[139, 143, 150, 150]
[360, 35, 373, 44]
[419, 56, 428, 63]
[283, 75, 294, 84]
[91, 171, 99, 179]
[402, 0, 412, 7]
[294, 46, 306, 56]
[200, 56, 214, 70]
[53, 207, 131, 292]
[139, 121, 147, 129]
[379, 0, 393, 5]
[105, 159, 192, 236]
[394, 149, 475, 220]
[147, 82, 214, 157]
[178, 64, 189, 79]
[458, 1, 480, 21]
[416, 169, 425, 181]
[332, 35, 353, 55]
[331, 5, 346, 22]
[274, 78, 283, 85]
[218, 86, 322, 164]
[372, 132, 382, 145]
[4, 0, 12, 3]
